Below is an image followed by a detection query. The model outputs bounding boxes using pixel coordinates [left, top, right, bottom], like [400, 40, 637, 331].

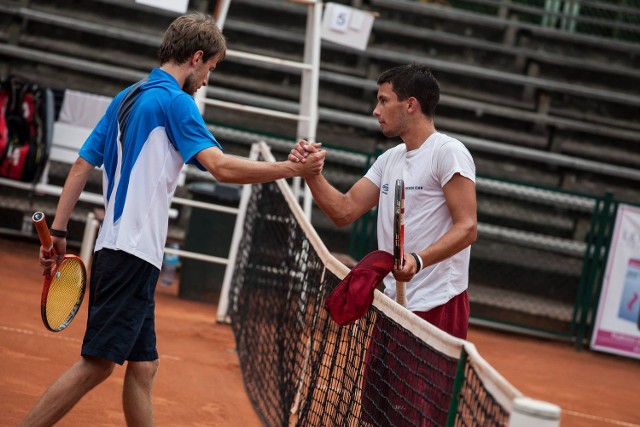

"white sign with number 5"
[321, 3, 375, 51]
[329, 4, 352, 33]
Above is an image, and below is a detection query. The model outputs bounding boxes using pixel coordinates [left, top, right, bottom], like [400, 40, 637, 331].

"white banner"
[321, 3, 375, 51]
[135, 0, 188, 14]
[590, 204, 640, 359]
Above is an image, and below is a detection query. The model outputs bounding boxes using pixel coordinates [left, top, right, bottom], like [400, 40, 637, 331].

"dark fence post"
[575, 192, 616, 350]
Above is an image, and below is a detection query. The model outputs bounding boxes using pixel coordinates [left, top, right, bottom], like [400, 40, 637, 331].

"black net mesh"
[228, 174, 515, 426]
[456, 360, 510, 426]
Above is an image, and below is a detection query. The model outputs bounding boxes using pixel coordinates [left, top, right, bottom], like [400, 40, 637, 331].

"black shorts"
[81, 248, 160, 365]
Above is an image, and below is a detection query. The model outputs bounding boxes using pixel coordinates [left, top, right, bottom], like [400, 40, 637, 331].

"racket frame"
[32, 211, 87, 332]
[394, 179, 407, 307]
[40, 255, 87, 332]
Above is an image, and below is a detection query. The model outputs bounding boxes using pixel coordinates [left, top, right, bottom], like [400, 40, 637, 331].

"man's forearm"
[417, 221, 477, 268]
[213, 156, 296, 184]
[305, 175, 352, 227]
[51, 158, 94, 230]
[198, 147, 324, 184]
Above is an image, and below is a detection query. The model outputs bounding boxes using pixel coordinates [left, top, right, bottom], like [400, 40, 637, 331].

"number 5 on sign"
[329, 4, 351, 33]
[321, 3, 376, 51]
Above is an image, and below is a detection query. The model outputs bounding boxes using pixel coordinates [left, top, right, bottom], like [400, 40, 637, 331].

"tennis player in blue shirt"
[23, 12, 326, 427]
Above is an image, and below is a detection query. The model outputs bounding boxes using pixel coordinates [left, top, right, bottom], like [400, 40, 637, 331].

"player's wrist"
[281, 161, 297, 178]
[304, 173, 321, 184]
[50, 228, 68, 238]
[410, 252, 423, 273]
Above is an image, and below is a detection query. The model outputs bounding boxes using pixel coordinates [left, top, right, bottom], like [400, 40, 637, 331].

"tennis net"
[219, 142, 559, 426]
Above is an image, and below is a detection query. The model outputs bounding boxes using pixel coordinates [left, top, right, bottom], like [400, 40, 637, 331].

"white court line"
[0, 325, 81, 343]
[160, 355, 182, 361]
[0, 324, 182, 361]
[564, 409, 640, 427]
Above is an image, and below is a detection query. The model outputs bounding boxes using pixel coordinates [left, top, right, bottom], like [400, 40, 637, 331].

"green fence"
[441, 0, 640, 43]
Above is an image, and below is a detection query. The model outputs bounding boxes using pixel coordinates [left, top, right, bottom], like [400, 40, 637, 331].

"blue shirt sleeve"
[165, 94, 221, 170]
[78, 102, 117, 168]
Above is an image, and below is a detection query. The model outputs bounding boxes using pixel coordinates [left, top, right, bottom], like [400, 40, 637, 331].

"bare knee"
[125, 360, 159, 385]
[79, 356, 115, 385]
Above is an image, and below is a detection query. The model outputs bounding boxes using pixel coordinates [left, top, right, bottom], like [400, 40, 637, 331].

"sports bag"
[0, 77, 53, 182]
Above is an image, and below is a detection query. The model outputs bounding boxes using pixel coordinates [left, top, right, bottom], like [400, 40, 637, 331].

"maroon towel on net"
[324, 250, 394, 326]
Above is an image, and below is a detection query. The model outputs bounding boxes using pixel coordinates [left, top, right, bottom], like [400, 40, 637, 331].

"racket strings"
[45, 259, 86, 330]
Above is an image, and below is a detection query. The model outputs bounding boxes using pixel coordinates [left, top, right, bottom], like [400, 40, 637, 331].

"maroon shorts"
[413, 290, 470, 340]
[360, 291, 469, 426]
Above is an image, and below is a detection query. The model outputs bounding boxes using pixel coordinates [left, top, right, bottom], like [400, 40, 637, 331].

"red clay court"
[1, 235, 639, 427]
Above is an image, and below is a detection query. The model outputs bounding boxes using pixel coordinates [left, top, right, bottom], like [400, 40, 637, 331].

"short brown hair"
[158, 13, 227, 65]
[377, 64, 440, 118]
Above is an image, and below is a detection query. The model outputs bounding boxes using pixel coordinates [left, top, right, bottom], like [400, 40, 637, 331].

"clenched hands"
[289, 140, 322, 164]
[289, 140, 326, 176]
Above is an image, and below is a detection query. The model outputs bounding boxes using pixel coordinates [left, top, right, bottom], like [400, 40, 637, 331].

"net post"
[445, 345, 468, 427]
[80, 211, 99, 267]
[215, 142, 261, 323]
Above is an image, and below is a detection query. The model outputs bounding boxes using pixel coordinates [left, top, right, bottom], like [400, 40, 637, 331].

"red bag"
[0, 77, 51, 182]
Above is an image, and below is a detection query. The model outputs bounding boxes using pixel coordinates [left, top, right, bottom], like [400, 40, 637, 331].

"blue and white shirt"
[79, 68, 221, 269]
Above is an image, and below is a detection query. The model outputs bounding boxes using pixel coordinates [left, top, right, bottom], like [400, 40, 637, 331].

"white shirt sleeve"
[363, 149, 390, 188]
[433, 138, 476, 187]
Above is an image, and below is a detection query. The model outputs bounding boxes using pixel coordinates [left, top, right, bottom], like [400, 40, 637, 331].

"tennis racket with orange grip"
[394, 179, 406, 307]
[32, 212, 87, 332]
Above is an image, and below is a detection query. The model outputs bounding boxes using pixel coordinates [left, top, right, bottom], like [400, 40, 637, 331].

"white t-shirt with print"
[364, 131, 476, 312]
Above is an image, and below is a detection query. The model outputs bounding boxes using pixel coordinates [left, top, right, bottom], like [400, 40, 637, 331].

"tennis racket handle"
[32, 211, 53, 252]
[396, 281, 407, 307]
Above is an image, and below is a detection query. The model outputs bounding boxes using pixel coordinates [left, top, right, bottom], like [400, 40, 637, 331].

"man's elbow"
[206, 164, 234, 184]
[326, 210, 354, 228]
[198, 149, 236, 184]
[212, 171, 231, 183]
[466, 221, 478, 246]
[333, 216, 352, 228]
